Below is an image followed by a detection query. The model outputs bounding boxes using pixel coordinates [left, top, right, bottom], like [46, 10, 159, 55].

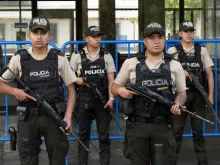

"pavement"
[0, 109, 220, 165]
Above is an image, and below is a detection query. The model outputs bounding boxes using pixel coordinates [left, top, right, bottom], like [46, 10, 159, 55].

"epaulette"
[128, 52, 145, 59]
[99, 47, 109, 55]
[14, 49, 27, 56]
[128, 54, 137, 58]
[104, 49, 109, 54]
[14, 51, 19, 56]
[164, 53, 173, 60]
[57, 51, 64, 56]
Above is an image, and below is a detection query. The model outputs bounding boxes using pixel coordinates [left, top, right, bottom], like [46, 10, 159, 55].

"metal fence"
[62, 39, 219, 138]
[0, 40, 219, 164]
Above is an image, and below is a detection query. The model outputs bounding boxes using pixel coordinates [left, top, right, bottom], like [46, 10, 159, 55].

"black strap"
[174, 44, 185, 60]
[17, 49, 29, 61]
[99, 47, 105, 58]
[48, 48, 60, 59]
[194, 43, 202, 61]
[135, 52, 151, 73]
[79, 49, 87, 63]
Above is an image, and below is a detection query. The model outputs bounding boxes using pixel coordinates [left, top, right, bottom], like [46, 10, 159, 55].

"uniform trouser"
[123, 119, 176, 165]
[173, 91, 208, 164]
[17, 115, 69, 165]
[78, 97, 112, 164]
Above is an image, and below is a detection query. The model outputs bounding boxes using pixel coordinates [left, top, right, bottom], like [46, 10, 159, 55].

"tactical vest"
[132, 52, 174, 118]
[17, 48, 64, 107]
[79, 47, 108, 95]
[174, 43, 206, 87]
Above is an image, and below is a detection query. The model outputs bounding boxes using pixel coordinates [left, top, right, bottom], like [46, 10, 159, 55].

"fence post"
[154, 144, 164, 165]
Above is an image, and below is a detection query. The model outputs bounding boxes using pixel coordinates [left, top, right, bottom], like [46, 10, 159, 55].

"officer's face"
[179, 29, 194, 43]
[144, 33, 165, 55]
[28, 29, 50, 48]
[86, 35, 102, 48]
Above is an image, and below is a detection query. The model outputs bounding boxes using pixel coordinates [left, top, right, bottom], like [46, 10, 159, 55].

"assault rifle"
[126, 82, 214, 125]
[188, 71, 220, 124]
[4, 66, 91, 153]
[80, 69, 124, 132]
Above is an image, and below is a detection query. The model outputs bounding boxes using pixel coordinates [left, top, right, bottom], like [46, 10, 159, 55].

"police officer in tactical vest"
[70, 26, 116, 165]
[111, 22, 187, 165]
[167, 21, 214, 165]
[0, 16, 77, 165]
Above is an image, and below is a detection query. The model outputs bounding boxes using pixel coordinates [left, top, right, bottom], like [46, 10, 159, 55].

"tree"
[165, 0, 201, 38]
[129, 16, 138, 41]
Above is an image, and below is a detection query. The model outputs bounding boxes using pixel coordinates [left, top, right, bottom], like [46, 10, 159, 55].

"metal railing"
[0, 40, 219, 165]
[62, 39, 219, 139]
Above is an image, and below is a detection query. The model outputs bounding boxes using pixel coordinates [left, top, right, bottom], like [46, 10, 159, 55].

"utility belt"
[16, 102, 66, 121]
[186, 86, 197, 92]
[128, 115, 168, 124]
[79, 91, 108, 99]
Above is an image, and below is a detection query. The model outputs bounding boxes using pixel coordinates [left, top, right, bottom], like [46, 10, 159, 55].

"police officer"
[70, 26, 116, 165]
[111, 22, 187, 165]
[167, 21, 214, 165]
[0, 16, 77, 165]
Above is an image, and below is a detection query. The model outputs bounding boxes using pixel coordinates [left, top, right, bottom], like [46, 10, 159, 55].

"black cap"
[29, 16, 50, 32]
[179, 21, 195, 32]
[143, 22, 165, 38]
[84, 26, 104, 37]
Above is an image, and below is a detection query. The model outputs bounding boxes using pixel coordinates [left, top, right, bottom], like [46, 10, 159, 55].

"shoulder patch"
[128, 54, 137, 58]
[57, 51, 64, 56]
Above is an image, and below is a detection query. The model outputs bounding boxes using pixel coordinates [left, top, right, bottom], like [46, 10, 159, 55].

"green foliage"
[165, 0, 202, 36]
[128, 16, 138, 24]
[165, 0, 201, 8]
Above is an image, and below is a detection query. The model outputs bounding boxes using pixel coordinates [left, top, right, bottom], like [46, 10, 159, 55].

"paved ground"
[0, 109, 220, 165]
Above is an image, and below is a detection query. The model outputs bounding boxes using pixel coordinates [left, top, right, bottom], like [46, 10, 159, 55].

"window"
[0, 24, 5, 40]
[50, 23, 57, 44]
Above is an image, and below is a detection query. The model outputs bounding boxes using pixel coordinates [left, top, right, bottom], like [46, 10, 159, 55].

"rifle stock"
[126, 83, 214, 125]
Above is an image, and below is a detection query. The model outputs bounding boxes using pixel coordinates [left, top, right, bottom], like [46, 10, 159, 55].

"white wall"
[116, 19, 138, 41]
[56, 19, 70, 48]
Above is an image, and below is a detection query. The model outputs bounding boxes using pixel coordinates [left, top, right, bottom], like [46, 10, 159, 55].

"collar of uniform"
[27, 45, 52, 60]
[182, 44, 194, 52]
[145, 53, 165, 68]
[84, 46, 100, 55]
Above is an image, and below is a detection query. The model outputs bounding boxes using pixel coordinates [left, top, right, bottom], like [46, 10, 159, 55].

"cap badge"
[147, 23, 161, 28]
[183, 22, 193, 27]
[90, 26, 100, 31]
[32, 18, 47, 26]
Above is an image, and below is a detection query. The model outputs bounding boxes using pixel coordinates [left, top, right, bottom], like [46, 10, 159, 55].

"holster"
[139, 98, 156, 118]
[121, 98, 134, 116]
[16, 106, 28, 121]
[55, 102, 66, 119]
[9, 127, 17, 151]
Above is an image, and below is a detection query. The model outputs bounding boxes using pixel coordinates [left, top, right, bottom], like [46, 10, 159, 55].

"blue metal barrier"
[62, 39, 220, 140]
[0, 40, 219, 164]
